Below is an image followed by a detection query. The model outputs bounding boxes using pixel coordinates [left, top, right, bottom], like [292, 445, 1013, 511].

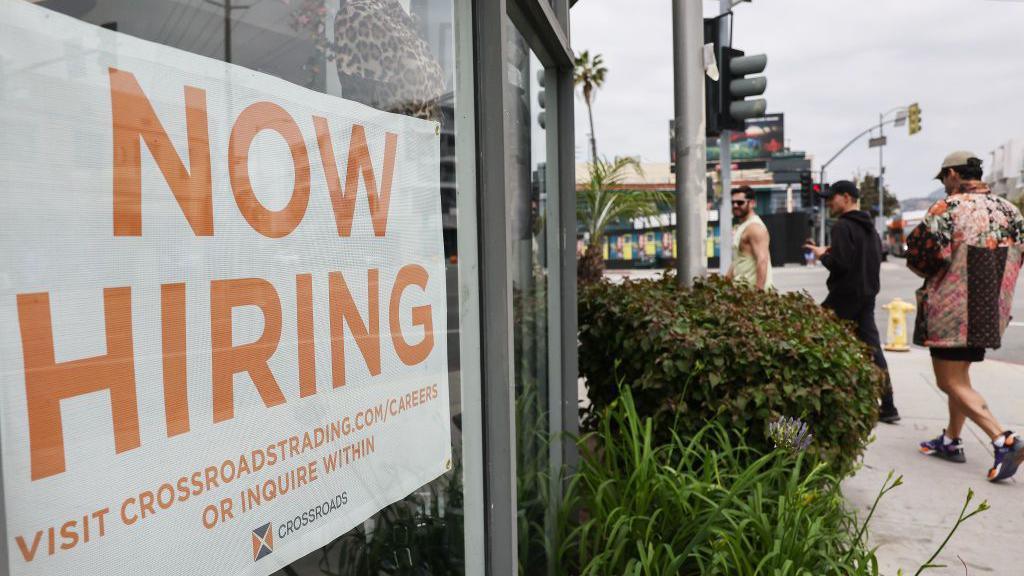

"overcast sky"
[570, 0, 1024, 200]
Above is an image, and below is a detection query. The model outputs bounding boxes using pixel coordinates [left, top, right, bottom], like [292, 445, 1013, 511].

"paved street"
[772, 260, 1024, 364]
[842, 349, 1024, 575]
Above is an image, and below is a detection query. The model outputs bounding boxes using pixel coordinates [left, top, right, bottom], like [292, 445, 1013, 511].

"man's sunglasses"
[731, 200, 749, 207]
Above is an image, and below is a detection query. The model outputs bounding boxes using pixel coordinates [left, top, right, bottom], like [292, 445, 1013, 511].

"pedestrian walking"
[803, 180, 900, 424]
[726, 186, 773, 290]
[908, 151, 1024, 482]
[803, 237, 818, 266]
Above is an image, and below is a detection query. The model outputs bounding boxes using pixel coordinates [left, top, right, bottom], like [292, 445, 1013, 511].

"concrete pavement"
[842, 348, 1024, 575]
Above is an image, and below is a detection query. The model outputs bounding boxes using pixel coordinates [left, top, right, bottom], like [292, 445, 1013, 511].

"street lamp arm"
[821, 117, 901, 172]
[882, 105, 908, 119]
[822, 125, 876, 172]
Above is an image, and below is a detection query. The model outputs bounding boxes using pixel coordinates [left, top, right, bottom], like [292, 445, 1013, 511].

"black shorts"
[930, 347, 986, 363]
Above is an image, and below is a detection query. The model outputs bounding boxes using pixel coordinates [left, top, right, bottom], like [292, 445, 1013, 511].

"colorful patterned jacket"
[905, 181, 1024, 349]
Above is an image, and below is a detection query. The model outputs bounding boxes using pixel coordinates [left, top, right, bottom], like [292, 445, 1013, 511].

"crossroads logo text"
[249, 493, 348, 562]
[251, 523, 273, 561]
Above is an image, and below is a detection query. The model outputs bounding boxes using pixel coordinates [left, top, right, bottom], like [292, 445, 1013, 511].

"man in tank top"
[727, 186, 773, 291]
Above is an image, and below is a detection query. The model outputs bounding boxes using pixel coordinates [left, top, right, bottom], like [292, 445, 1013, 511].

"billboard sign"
[706, 113, 785, 166]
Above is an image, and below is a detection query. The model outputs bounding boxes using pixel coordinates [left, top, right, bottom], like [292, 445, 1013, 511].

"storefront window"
[25, 0, 471, 573]
[506, 19, 559, 576]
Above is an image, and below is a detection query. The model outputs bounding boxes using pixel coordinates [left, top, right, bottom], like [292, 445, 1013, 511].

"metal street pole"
[877, 113, 885, 233]
[817, 112, 904, 246]
[225, 0, 232, 63]
[672, 0, 707, 285]
[717, 0, 733, 274]
[818, 166, 826, 246]
[719, 132, 732, 272]
[205, 0, 253, 63]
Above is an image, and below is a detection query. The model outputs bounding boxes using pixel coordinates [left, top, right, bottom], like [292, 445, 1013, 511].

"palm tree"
[577, 157, 672, 283]
[574, 50, 606, 163]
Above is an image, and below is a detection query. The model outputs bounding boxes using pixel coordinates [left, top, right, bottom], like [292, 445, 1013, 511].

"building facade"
[989, 138, 1024, 202]
[0, 1, 577, 575]
[574, 161, 792, 269]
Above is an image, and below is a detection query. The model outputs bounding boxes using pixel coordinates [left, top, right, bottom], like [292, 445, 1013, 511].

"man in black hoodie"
[804, 180, 900, 423]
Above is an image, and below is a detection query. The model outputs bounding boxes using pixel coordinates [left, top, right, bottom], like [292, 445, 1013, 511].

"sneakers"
[919, 431, 966, 463]
[987, 432, 1024, 483]
[920, 430, 1024, 481]
[879, 404, 901, 424]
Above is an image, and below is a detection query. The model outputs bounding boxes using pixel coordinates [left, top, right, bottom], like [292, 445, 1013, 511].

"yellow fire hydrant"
[882, 297, 916, 352]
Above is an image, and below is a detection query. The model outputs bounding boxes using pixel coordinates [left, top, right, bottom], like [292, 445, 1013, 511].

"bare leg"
[946, 395, 967, 439]
[932, 357, 1003, 440]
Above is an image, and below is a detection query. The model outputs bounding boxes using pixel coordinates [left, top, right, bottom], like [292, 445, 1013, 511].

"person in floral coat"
[907, 151, 1024, 482]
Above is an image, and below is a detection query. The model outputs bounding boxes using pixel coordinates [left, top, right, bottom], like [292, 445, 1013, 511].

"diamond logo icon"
[252, 523, 273, 561]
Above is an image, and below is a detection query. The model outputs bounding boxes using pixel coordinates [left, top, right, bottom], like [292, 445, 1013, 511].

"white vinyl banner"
[0, 2, 451, 574]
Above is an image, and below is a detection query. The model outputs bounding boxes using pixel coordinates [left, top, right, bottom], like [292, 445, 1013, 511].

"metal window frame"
[454, 0, 487, 574]
[472, 0, 518, 572]
[472, 0, 575, 574]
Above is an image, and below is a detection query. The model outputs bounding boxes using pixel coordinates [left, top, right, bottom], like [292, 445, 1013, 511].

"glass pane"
[37, 0, 469, 573]
[506, 19, 556, 576]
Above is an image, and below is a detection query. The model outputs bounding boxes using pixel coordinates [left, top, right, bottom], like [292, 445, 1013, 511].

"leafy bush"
[559, 389, 881, 575]
[578, 274, 882, 473]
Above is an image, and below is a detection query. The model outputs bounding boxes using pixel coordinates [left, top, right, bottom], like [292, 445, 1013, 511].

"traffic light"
[703, 15, 768, 136]
[536, 70, 546, 130]
[799, 171, 812, 191]
[719, 48, 768, 132]
[799, 171, 813, 207]
[907, 102, 921, 135]
[802, 184, 823, 211]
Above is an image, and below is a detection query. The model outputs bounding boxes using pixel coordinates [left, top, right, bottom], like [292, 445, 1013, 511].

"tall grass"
[559, 388, 881, 576]
[558, 387, 988, 575]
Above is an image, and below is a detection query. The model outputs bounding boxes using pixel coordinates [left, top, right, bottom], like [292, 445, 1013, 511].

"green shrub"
[559, 388, 881, 575]
[578, 274, 882, 474]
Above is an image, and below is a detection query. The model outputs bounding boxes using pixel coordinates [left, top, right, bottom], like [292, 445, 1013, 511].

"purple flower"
[768, 416, 813, 452]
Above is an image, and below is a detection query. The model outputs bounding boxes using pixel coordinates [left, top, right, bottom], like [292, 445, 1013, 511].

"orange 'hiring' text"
[14, 67, 434, 482]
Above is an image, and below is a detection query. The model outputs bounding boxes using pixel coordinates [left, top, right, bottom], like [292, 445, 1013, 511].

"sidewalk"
[842, 347, 1024, 575]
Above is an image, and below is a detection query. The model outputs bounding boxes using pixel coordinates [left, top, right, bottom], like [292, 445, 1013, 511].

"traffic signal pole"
[717, 0, 732, 274]
[703, 2, 764, 273]
[672, 0, 707, 286]
[874, 104, 918, 235]
[817, 112, 905, 245]
[719, 131, 732, 273]
[878, 112, 885, 234]
[818, 165, 826, 246]
[818, 125, 880, 245]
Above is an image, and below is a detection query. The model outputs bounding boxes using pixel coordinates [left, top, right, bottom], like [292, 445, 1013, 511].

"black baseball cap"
[818, 180, 859, 199]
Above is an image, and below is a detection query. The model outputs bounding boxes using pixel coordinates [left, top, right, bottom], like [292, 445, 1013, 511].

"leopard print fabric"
[333, 0, 445, 121]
